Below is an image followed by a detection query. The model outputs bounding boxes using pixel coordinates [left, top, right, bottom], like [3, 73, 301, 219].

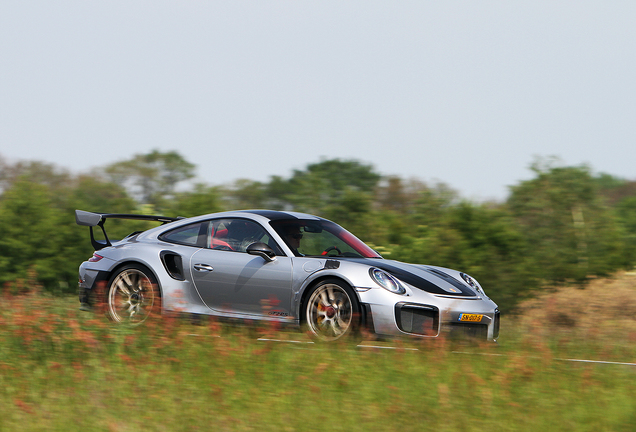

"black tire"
[106, 263, 159, 324]
[303, 278, 361, 342]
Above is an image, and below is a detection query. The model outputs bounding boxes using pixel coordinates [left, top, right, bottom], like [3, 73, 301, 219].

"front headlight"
[370, 268, 406, 295]
[460, 273, 486, 295]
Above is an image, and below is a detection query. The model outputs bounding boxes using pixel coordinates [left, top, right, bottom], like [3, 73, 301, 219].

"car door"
[190, 218, 293, 317]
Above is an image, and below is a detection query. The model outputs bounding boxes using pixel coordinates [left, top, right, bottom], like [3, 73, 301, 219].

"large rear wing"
[75, 210, 181, 251]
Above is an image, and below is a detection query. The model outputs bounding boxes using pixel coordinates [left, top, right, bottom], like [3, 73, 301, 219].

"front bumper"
[359, 288, 500, 341]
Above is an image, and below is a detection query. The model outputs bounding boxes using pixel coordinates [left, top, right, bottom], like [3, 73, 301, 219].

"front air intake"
[395, 304, 439, 336]
[493, 308, 500, 339]
[448, 322, 489, 340]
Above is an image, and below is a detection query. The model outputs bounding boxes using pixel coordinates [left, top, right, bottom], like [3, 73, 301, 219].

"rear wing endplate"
[75, 210, 181, 251]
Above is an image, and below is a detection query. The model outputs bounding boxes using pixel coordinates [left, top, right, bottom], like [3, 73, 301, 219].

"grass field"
[1, 273, 635, 432]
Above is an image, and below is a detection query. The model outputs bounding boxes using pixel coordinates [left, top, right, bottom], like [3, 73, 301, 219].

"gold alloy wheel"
[306, 282, 354, 342]
[108, 267, 156, 324]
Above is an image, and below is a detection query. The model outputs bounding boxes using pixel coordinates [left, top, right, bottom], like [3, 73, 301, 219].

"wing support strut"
[75, 210, 182, 251]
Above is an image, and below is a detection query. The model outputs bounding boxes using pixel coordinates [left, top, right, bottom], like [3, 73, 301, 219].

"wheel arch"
[107, 260, 163, 298]
[297, 274, 360, 323]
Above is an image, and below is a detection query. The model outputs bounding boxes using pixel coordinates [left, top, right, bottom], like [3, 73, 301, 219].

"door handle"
[194, 263, 214, 272]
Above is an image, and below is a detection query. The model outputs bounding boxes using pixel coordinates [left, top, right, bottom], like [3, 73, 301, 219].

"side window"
[160, 222, 205, 247]
[208, 219, 233, 251]
[207, 218, 276, 253]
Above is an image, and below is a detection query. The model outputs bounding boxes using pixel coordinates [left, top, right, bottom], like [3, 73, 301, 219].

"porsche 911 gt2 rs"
[76, 209, 500, 342]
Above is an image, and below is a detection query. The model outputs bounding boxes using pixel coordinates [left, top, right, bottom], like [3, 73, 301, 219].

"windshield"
[270, 219, 381, 258]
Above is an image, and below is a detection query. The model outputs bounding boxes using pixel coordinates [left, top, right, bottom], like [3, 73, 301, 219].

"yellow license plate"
[459, 313, 483, 322]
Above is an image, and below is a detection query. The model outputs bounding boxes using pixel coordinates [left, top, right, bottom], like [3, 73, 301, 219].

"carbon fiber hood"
[347, 258, 477, 296]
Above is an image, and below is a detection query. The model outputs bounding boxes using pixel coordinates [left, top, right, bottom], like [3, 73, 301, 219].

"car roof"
[151, 210, 326, 232]
[176, 209, 325, 223]
[236, 210, 324, 221]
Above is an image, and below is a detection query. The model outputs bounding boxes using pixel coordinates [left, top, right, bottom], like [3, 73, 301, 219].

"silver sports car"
[76, 209, 500, 342]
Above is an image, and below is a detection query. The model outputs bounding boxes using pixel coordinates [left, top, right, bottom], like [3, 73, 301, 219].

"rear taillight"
[88, 253, 103, 262]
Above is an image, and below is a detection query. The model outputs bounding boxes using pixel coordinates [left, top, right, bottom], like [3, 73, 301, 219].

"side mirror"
[246, 242, 276, 262]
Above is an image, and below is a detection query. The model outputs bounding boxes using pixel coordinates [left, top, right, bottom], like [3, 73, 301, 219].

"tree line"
[1, 151, 635, 312]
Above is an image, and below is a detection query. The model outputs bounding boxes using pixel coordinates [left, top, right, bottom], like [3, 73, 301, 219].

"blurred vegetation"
[1, 151, 636, 312]
[0, 281, 635, 431]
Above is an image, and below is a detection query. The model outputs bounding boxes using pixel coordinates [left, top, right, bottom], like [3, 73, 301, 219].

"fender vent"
[160, 251, 185, 281]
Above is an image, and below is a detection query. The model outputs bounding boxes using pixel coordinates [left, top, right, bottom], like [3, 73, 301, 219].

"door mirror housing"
[246, 242, 276, 262]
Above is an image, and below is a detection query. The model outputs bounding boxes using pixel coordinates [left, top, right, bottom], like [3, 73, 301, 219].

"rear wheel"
[107, 264, 159, 324]
[304, 279, 361, 342]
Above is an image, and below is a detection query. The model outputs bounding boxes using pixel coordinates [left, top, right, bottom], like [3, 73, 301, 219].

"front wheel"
[303, 279, 361, 342]
[106, 264, 159, 324]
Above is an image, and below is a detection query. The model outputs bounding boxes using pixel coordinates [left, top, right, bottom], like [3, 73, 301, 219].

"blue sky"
[1, 1, 635, 201]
